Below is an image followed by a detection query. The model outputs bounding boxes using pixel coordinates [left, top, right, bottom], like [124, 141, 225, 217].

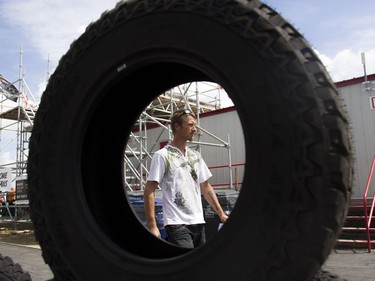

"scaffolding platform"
[0, 106, 36, 123]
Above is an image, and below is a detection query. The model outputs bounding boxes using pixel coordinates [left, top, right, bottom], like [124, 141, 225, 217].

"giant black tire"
[27, 0, 353, 280]
[0, 253, 31, 281]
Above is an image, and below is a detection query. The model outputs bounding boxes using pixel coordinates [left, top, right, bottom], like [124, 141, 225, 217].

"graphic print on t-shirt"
[174, 191, 186, 208]
[166, 146, 200, 214]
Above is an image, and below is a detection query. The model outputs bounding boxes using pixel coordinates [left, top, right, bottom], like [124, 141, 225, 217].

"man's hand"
[149, 225, 161, 238]
[219, 213, 229, 224]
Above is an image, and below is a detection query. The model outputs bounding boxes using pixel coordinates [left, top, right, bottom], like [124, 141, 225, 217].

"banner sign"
[0, 168, 12, 191]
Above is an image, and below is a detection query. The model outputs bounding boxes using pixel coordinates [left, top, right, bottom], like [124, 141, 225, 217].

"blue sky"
[0, 0, 120, 98]
[265, 0, 375, 80]
[1, 0, 375, 170]
[1, 0, 375, 98]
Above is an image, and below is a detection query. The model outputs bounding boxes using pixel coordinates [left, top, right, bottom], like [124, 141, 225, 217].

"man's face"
[178, 115, 197, 142]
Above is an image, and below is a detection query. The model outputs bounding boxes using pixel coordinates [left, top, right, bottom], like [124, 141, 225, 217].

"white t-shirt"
[147, 144, 212, 226]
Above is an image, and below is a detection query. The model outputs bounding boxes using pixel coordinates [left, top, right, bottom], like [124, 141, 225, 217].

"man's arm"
[200, 181, 229, 223]
[144, 180, 161, 238]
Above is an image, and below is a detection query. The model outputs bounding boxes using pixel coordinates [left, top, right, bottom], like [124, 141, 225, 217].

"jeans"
[165, 224, 206, 248]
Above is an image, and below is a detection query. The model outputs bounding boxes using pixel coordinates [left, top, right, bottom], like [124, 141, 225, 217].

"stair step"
[345, 215, 368, 220]
[348, 206, 372, 212]
[341, 227, 375, 232]
[337, 239, 375, 245]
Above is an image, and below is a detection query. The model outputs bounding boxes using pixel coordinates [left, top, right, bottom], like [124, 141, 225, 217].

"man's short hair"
[170, 109, 196, 132]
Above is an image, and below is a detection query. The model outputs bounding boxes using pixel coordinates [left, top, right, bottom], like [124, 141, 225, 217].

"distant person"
[144, 108, 228, 248]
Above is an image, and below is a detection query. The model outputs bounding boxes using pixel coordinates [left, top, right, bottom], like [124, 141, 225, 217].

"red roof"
[335, 73, 375, 88]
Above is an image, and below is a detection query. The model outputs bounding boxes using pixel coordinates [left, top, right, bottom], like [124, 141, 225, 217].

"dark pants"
[165, 224, 206, 248]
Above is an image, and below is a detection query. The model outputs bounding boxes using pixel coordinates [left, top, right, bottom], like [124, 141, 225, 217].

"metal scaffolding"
[124, 81, 233, 192]
[0, 52, 39, 181]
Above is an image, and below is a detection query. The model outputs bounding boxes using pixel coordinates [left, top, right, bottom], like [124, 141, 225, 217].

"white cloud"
[316, 49, 375, 82]
[1, 0, 119, 63]
[0, 150, 15, 166]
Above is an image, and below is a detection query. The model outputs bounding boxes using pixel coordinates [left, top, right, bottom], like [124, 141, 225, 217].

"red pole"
[363, 154, 375, 253]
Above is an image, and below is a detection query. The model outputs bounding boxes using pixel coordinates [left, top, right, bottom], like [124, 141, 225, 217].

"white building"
[336, 73, 375, 199]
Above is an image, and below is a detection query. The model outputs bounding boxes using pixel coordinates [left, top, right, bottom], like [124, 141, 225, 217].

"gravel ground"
[0, 220, 39, 247]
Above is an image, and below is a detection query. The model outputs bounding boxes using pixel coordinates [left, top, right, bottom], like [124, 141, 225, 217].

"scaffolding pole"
[124, 82, 234, 193]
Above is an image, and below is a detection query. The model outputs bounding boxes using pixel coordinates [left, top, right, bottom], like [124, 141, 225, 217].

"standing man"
[144, 108, 228, 248]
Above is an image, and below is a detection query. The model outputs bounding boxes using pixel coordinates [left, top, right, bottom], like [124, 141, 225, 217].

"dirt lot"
[0, 220, 39, 247]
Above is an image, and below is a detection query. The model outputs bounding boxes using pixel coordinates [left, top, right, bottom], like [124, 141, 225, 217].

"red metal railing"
[209, 163, 245, 190]
[363, 154, 375, 253]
